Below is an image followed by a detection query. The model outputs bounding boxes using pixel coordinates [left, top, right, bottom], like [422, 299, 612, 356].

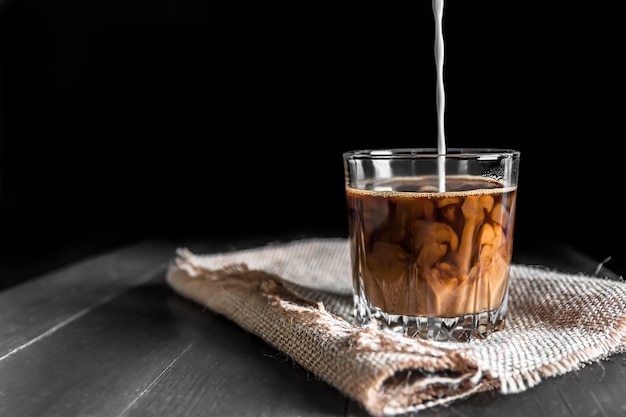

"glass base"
[354, 295, 507, 342]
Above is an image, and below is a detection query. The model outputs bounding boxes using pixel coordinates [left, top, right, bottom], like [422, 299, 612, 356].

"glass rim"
[343, 148, 520, 159]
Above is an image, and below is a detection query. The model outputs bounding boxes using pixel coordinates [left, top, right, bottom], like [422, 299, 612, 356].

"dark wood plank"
[0, 281, 196, 417]
[122, 295, 346, 417]
[512, 239, 622, 281]
[1, 237, 625, 417]
[0, 240, 175, 360]
[0, 239, 347, 417]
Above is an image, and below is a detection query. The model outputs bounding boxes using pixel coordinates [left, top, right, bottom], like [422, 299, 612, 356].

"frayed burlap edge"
[167, 255, 496, 417]
[166, 240, 626, 417]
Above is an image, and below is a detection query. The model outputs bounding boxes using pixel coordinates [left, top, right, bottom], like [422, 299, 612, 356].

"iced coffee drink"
[343, 149, 520, 341]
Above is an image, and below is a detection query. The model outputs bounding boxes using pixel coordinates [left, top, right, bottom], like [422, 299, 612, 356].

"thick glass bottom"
[354, 294, 508, 342]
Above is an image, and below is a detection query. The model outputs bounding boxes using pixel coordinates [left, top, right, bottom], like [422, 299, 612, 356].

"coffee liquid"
[347, 176, 517, 318]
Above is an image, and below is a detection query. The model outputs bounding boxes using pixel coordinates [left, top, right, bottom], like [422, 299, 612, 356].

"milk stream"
[433, 0, 446, 191]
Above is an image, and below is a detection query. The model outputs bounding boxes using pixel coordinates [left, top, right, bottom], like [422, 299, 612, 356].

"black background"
[1, 1, 624, 288]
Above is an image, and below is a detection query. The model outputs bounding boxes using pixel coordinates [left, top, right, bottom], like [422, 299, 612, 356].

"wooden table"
[1, 235, 625, 417]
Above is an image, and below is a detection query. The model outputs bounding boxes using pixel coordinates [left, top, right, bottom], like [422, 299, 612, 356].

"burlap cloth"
[166, 238, 626, 417]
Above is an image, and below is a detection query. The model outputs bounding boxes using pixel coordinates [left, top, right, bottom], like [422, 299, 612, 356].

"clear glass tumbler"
[343, 148, 521, 341]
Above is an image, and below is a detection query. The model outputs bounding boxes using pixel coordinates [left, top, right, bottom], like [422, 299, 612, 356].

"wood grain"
[1, 238, 624, 417]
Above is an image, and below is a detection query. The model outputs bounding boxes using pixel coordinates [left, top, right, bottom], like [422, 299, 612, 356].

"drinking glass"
[343, 148, 521, 341]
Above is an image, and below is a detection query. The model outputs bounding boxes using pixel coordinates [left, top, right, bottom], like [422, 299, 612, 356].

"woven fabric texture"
[166, 238, 626, 417]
